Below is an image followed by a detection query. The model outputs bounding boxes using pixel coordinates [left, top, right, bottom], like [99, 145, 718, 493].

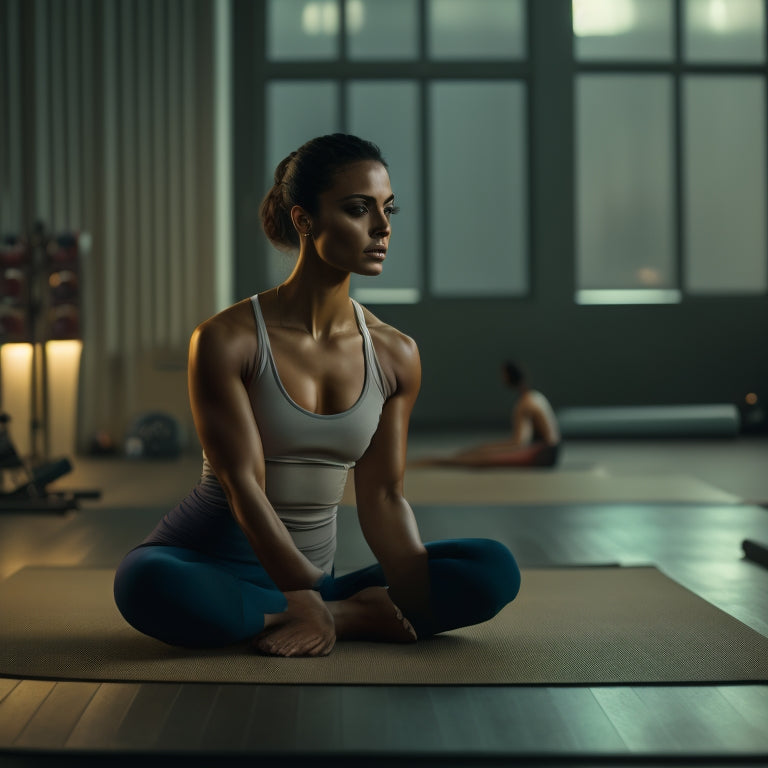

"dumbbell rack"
[0, 223, 100, 512]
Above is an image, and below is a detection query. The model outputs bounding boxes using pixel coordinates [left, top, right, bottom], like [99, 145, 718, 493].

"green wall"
[234, 0, 767, 429]
[368, 296, 767, 428]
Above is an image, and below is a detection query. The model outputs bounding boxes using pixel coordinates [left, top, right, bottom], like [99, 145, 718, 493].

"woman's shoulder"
[520, 389, 554, 413]
[195, 298, 257, 337]
[359, 304, 420, 393]
[359, 304, 418, 359]
[190, 299, 259, 369]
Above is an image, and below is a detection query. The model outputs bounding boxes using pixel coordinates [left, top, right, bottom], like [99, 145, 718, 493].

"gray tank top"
[146, 294, 392, 574]
[242, 294, 391, 568]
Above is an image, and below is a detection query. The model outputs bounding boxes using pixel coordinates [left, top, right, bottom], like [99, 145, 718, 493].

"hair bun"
[273, 152, 297, 184]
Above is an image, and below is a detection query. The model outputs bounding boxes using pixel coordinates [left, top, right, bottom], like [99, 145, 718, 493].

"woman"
[114, 134, 520, 657]
[416, 361, 561, 468]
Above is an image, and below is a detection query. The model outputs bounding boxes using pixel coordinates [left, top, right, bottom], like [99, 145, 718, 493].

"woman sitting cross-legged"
[113, 133, 521, 656]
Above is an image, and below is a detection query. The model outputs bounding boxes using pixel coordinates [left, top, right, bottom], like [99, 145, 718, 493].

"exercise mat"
[1, 566, 766, 685]
[344, 468, 742, 506]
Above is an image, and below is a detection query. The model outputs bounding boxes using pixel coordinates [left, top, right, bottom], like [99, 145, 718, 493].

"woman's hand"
[253, 589, 336, 657]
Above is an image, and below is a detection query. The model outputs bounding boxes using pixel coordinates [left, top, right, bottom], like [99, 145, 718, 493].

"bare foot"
[254, 590, 336, 657]
[330, 586, 418, 643]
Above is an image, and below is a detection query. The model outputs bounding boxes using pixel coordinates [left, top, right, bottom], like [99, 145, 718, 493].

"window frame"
[253, 0, 534, 304]
[573, 0, 768, 305]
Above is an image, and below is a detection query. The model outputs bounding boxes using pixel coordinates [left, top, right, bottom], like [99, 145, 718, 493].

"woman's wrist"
[311, 571, 335, 599]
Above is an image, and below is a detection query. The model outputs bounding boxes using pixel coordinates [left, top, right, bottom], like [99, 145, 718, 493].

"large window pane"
[684, 0, 766, 62]
[346, 0, 418, 60]
[267, 0, 339, 60]
[429, 82, 528, 297]
[684, 77, 767, 294]
[265, 82, 339, 284]
[347, 81, 421, 303]
[576, 76, 676, 298]
[573, 0, 674, 61]
[427, 0, 526, 59]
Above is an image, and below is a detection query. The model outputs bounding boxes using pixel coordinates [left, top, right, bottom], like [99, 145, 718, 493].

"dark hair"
[260, 133, 388, 251]
[502, 361, 526, 388]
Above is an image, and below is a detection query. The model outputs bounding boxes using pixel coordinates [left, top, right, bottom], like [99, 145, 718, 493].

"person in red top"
[416, 361, 561, 468]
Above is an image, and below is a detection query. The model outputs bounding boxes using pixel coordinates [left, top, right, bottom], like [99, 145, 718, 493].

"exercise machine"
[0, 412, 99, 512]
[0, 227, 100, 512]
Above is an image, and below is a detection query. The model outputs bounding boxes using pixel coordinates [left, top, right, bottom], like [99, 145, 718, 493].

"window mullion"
[674, 0, 685, 296]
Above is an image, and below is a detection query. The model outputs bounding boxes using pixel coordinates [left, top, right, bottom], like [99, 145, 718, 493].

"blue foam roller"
[557, 404, 740, 438]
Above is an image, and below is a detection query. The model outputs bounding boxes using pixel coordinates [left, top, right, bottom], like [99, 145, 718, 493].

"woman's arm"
[353, 330, 430, 618]
[188, 313, 325, 591]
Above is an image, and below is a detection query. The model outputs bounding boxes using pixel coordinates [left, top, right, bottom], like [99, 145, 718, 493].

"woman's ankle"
[328, 587, 416, 642]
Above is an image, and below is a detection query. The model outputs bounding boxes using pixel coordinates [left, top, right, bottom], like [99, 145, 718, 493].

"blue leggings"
[114, 539, 520, 648]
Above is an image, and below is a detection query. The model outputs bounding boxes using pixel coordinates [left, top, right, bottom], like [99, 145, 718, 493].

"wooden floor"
[1, 435, 767, 766]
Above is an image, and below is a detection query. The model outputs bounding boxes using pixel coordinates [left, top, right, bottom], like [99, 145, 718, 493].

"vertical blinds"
[0, 0, 219, 447]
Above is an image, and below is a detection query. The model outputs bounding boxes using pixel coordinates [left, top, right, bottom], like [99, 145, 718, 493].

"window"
[573, 0, 674, 60]
[573, 0, 767, 304]
[430, 81, 528, 297]
[683, 76, 767, 293]
[268, 0, 340, 60]
[427, 0, 526, 59]
[264, 0, 529, 302]
[347, 0, 420, 60]
[684, 0, 765, 62]
[576, 75, 676, 302]
[348, 81, 422, 303]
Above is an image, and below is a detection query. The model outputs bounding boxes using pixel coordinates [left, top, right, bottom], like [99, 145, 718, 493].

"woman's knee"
[464, 539, 520, 617]
[113, 548, 188, 632]
[423, 538, 521, 632]
[427, 538, 521, 598]
[481, 538, 521, 600]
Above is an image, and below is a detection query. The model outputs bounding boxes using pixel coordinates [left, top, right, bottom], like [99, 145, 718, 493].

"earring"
[303, 230, 312, 238]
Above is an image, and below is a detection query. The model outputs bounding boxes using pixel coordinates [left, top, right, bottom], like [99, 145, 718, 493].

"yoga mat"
[2, 567, 767, 685]
[343, 468, 742, 506]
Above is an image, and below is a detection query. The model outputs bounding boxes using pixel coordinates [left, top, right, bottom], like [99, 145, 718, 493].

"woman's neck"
[279, 261, 354, 340]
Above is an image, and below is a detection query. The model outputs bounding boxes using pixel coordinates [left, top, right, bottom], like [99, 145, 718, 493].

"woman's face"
[306, 160, 397, 277]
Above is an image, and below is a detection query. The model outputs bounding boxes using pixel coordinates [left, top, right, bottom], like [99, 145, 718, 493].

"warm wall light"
[0, 343, 34, 457]
[746, 392, 758, 405]
[0, 340, 82, 458]
[572, 0, 637, 36]
[45, 340, 83, 458]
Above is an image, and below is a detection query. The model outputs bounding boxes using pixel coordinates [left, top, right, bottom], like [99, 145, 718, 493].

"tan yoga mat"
[1, 566, 766, 685]
[343, 468, 742, 506]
